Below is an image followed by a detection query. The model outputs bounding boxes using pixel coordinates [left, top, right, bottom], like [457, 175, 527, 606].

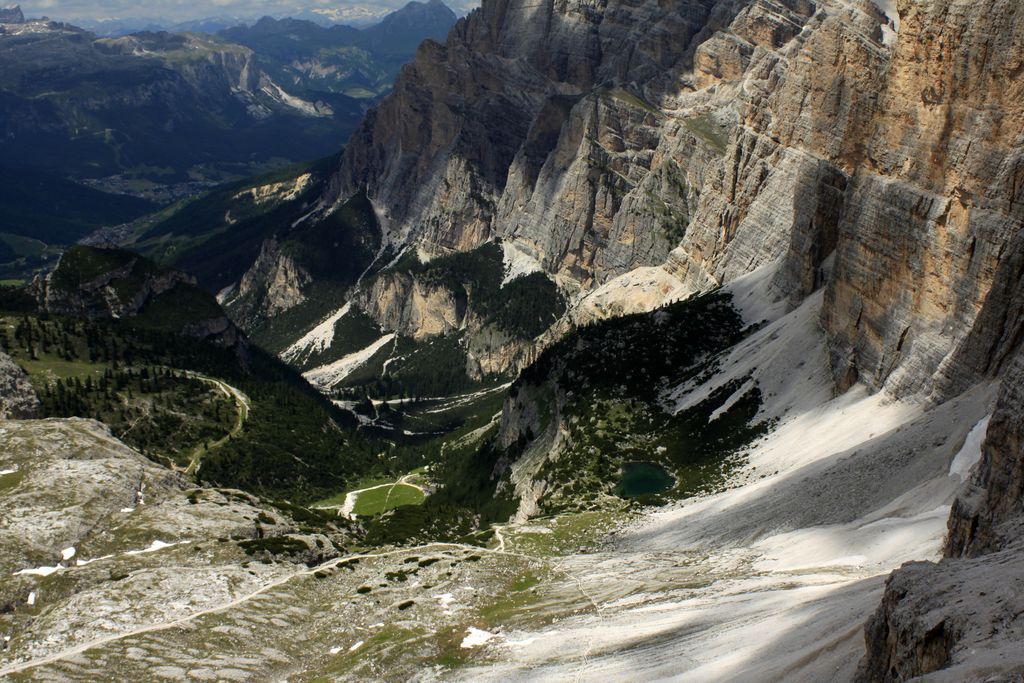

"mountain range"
[0, 2, 456, 283]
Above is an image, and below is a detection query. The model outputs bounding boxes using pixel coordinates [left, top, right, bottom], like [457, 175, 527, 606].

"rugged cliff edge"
[858, 348, 1024, 682]
[0, 351, 38, 420]
[36, 246, 244, 350]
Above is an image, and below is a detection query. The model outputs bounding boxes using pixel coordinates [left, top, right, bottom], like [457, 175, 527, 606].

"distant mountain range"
[0, 1, 456, 281]
[0, 2, 456, 183]
[219, 1, 457, 98]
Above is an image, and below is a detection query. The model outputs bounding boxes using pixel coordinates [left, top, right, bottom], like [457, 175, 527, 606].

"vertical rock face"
[320, 0, 1024, 406]
[948, 348, 1024, 558]
[823, 0, 1024, 399]
[329, 0, 753, 282]
[0, 351, 39, 419]
[233, 238, 312, 327]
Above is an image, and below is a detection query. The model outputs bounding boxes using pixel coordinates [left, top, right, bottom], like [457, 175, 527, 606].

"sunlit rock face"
[311, 0, 1016, 410]
[823, 0, 1024, 400]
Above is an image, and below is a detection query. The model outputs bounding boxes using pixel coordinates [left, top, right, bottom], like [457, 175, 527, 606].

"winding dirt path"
[182, 374, 250, 476]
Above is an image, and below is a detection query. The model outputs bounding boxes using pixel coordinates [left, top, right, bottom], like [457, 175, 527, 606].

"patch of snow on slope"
[304, 334, 396, 389]
[281, 302, 352, 362]
[502, 241, 544, 285]
[462, 627, 498, 648]
[125, 540, 187, 556]
[949, 415, 991, 481]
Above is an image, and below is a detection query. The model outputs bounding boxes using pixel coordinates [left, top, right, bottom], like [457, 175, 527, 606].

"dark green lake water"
[615, 462, 675, 498]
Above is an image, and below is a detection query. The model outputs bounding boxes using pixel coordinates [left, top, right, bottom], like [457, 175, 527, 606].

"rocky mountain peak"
[0, 4, 23, 23]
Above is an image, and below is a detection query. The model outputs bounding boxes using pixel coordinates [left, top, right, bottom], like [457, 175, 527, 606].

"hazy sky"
[19, 0, 474, 23]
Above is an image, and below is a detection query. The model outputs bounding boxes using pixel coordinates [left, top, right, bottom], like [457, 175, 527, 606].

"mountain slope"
[194, 0, 1024, 677]
[6, 246, 377, 501]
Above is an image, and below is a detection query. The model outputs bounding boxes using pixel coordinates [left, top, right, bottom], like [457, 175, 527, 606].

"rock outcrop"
[231, 238, 312, 328]
[355, 271, 468, 340]
[38, 246, 244, 349]
[0, 352, 38, 420]
[858, 347, 1024, 682]
[0, 5, 23, 24]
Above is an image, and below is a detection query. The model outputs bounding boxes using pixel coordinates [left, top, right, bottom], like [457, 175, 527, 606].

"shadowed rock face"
[0, 5, 23, 24]
[0, 351, 38, 420]
[949, 349, 1024, 559]
[37, 246, 245, 350]
[858, 348, 1024, 682]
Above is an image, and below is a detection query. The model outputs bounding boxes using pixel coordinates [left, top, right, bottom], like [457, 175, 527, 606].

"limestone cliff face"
[823, 0, 1024, 399]
[232, 238, 312, 328]
[322, 0, 1023, 406]
[355, 271, 468, 340]
[0, 351, 39, 420]
[352, 269, 541, 377]
[328, 0, 752, 284]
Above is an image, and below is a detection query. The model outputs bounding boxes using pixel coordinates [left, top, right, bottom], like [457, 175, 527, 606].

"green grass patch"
[684, 114, 730, 154]
[352, 483, 425, 516]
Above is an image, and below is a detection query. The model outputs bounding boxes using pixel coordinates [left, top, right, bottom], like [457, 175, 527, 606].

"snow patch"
[950, 416, 991, 481]
[26, 592, 35, 607]
[436, 593, 456, 614]
[61, 547, 76, 561]
[14, 564, 62, 577]
[125, 540, 186, 556]
[348, 640, 364, 652]
[0, 466, 18, 476]
[461, 627, 498, 648]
